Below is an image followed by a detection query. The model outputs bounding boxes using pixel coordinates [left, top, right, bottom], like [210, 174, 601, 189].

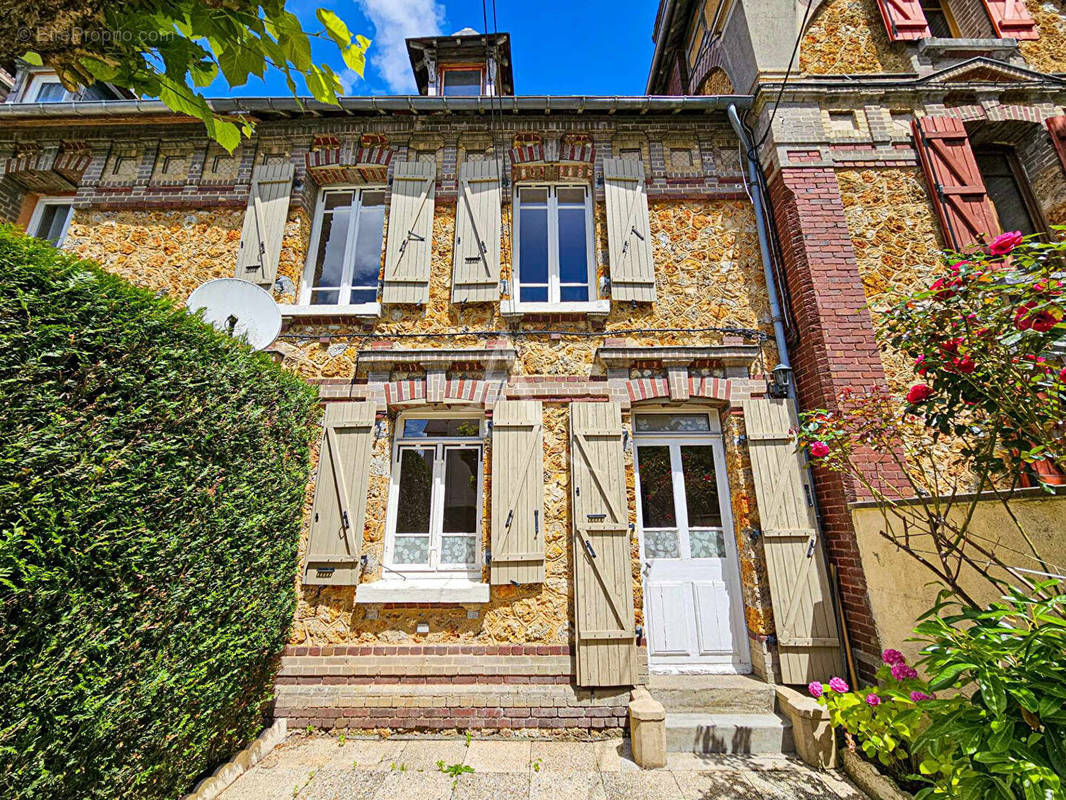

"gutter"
[0, 93, 753, 121]
[645, 0, 678, 94]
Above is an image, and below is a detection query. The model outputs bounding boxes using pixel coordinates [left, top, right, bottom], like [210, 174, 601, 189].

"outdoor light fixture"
[769, 363, 792, 398]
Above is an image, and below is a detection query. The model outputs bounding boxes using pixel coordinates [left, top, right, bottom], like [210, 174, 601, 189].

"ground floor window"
[385, 414, 484, 577]
[28, 198, 74, 246]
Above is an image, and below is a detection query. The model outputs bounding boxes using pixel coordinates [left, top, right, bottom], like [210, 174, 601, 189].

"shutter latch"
[583, 539, 597, 559]
[806, 537, 816, 558]
[505, 509, 514, 528]
[342, 510, 350, 530]
[533, 509, 539, 539]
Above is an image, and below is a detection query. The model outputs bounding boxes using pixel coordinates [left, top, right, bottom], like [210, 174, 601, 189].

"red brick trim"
[282, 644, 572, 657]
[275, 674, 572, 686]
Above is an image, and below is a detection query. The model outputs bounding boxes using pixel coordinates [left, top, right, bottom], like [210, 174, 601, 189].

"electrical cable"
[753, 0, 815, 150]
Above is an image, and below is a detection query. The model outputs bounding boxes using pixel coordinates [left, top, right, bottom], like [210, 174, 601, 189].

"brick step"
[646, 674, 777, 714]
[665, 712, 794, 755]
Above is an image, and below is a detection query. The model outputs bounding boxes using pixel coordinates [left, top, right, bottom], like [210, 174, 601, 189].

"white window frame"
[296, 185, 385, 314]
[27, 197, 74, 247]
[511, 182, 600, 313]
[383, 410, 485, 581]
[23, 73, 72, 103]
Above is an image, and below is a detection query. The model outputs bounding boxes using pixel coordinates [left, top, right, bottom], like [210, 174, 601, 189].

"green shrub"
[0, 228, 320, 799]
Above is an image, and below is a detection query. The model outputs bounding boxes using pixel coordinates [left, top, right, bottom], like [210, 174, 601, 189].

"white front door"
[634, 412, 750, 673]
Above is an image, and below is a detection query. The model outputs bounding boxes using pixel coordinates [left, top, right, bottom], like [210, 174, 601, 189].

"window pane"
[395, 448, 433, 534]
[442, 448, 479, 533]
[34, 83, 67, 102]
[312, 202, 351, 293]
[976, 152, 1037, 237]
[556, 187, 586, 205]
[689, 529, 726, 559]
[638, 445, 677, 529]
[34, 204, 69, 244]
[310, 289, 340, 305]
[402, 418, 481, 438]
[635, 414, 711, 433]
[351, 192, 385, 294]
[680, 446, 722, 528]
[645, 529, 681, 559]
[393, 536, 430, 564]
[441, 535, 476, 564]
[560, 285, 590, 302]
[557, 205, 589, 288]
[518, 201, 549, 289]
[442, 70, 482, 96]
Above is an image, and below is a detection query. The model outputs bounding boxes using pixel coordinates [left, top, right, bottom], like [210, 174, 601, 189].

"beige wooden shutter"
[742, 397, 843, 684]
[490, 400, 545, 584]
[452, 159, 501, 303]
[570, 401, 637, 687]
[303, 401, 376, 586]
[382, 160, 435, 304]
[603, 157, 655, 303]
[235, 162, 295, 286]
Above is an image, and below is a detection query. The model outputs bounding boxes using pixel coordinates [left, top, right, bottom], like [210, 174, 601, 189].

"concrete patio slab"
[450, 772, 531, 800]
[462, 740, 533, 773]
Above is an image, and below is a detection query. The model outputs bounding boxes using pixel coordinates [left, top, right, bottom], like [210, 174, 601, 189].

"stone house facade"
[2, 33, 848, 732]
[648, 0, 1066, 678]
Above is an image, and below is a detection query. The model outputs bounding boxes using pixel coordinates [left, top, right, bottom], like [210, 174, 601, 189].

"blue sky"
[203, 0, 658, 98]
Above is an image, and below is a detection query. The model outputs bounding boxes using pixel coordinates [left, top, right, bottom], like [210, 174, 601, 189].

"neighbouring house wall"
[799, 0, 912, 75]
[852, 493, 1066, 665]
[1019, 0, 1066, 74]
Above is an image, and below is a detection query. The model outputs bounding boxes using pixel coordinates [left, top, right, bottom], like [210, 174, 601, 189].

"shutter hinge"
[500, 278, 510, 296]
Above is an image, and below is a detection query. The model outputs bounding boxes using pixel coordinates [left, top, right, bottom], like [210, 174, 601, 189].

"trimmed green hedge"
[0, 228, 320, 799]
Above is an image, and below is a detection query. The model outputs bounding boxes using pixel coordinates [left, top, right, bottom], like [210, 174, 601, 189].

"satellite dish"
[187, 278, 282, 352]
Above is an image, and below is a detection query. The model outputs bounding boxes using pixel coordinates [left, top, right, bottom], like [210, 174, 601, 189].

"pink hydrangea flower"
[809, 441, 830, 458]
[990, 230, 1023, 256]
[882, 648, 905, 665]
[808, 681, 823, 698]
[891, 663, 919, 681]
[828, 676, 849, 693]
[865, 694, 881, 706]
[910, 691, 934, 702]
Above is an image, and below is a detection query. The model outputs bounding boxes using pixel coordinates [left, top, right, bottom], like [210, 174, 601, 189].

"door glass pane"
[393, 536, 430, 565]
[518, 189, 549, 301]
[680, 446, 722, 528]
[638, 445, 676, 528]
[689, 529, 726, 559]
[350, 190, 385, 302]
[645, 529, 681, 559]
[635, 414, 711, 433]
[441, 535, 476, 564]
[395, 448, 433, 534]
[443, 448, 479, 533]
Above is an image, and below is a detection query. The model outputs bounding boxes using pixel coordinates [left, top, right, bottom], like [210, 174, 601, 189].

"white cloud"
[356, 0, 446, 93]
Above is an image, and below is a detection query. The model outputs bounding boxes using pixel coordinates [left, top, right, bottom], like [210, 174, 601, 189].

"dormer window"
[440, 68, 484, 96]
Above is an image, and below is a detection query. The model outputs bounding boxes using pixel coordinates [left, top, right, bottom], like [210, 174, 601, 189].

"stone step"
[665, 712, 794, 755]
[646, 674, 777, 714]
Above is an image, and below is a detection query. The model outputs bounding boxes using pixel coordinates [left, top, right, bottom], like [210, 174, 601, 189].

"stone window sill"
[501, 299, 610, 319]
[918, 38, 1019, 59]
[279, 303, 381, 320]
[354, 579, 490, 604]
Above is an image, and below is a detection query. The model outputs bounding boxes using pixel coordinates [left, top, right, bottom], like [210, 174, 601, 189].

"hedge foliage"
[0, 228, 320, 799]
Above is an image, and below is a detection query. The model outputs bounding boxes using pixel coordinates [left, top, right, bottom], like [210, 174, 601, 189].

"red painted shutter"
[912, 116, 1000, 251]
[875, 0, 931, 40]
[1048, 116, 1066, 175]
[982, 0, 1038, 39]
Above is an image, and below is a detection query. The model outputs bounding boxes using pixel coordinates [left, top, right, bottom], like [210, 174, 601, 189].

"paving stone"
[371, 770, 455, 800]
[217, 766, 314, 800]
[529, 741, 602, 773]
[601, 772, 684, 800]
[463, 740, 533, 772]
[666, 752, 745, 771]
[329, 740, 407, 769]
[530, 772, 606, 800]
[743, 767, 847, 798]
[673, 771, 765, 799]
[260, 737, 341, 769]
[394, 740, 471, 772]
[298, 768, 387, 800]
[450, 772, 531, 800]
[812, 772, 869, 799]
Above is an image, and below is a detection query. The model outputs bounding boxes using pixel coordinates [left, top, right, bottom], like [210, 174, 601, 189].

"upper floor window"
[513, 184, 595, 306]
[920, 0, 960, 37]
[386, 413, 484, 578]
[302, 187, 385, 307]
[440, 68, 483, 96]
[28, 198, 73, 246]
[974, 146, 1043, 237]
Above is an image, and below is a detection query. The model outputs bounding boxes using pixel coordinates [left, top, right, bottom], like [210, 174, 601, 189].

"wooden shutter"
[912, 116, 1000, 251]
[452, 160, 501, 303]
[742, 398, 842, 684]
[603, 157, 655, 303]
[570, 401, 637, 687]
[874, 0, 931, 40]
[982, 0, 1038, 39]
[382, 160, 435, 304]
[303, 401, 376, 586]
[490, 400, 545, 584]
[235, 162, 295, 286]
[1048, 117, 1066, 175]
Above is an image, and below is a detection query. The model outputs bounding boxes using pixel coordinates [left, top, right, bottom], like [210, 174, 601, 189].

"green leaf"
[316, 8, 352, 48]
[20, 51, 43, 66]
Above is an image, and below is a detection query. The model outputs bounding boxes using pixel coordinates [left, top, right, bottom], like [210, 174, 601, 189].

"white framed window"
[25, 74, 71, 103]
[384, 412, 485, 579]
[512, 183, 596, 310]
[299, 186, 386, 308]
[27, 198, 74, 246]
[440, 68, 484, 96]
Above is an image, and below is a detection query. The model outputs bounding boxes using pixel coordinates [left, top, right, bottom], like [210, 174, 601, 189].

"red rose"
[938, 337, 962, 354]
[990, 230, 1024, 256]
[809, 441, 830, 458]
[1030, 310, 1060, 333]
[1059, 367, 1066, 383]
[1014, 303, 1036, 331]
[906, 384, 934, 403]
[950, 355, 975, 374]
[930, 277, 955, 300]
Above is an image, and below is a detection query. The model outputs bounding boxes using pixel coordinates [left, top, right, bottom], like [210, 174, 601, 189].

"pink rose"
[828, 676, 849, 693]
[882, 648, 905, 665]
[809, 441, 830, 458]
[865, 694, 881, 706]
[990, 230, 1023, 256]
[929, 277, 955, 301]
[891, 663, 919, 681]
[910, 691, 934, 702]
[906, 384, 934, 404]
[808, 681, 824, 698]
[1059, 367, 1066, 383]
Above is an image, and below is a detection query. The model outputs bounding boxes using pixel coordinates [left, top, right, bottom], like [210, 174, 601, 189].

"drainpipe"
[726, 103, 791, 390]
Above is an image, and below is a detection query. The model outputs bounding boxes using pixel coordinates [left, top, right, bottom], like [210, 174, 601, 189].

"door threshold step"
[665, 712, 794, 755]
[647, 673, 777, 714]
